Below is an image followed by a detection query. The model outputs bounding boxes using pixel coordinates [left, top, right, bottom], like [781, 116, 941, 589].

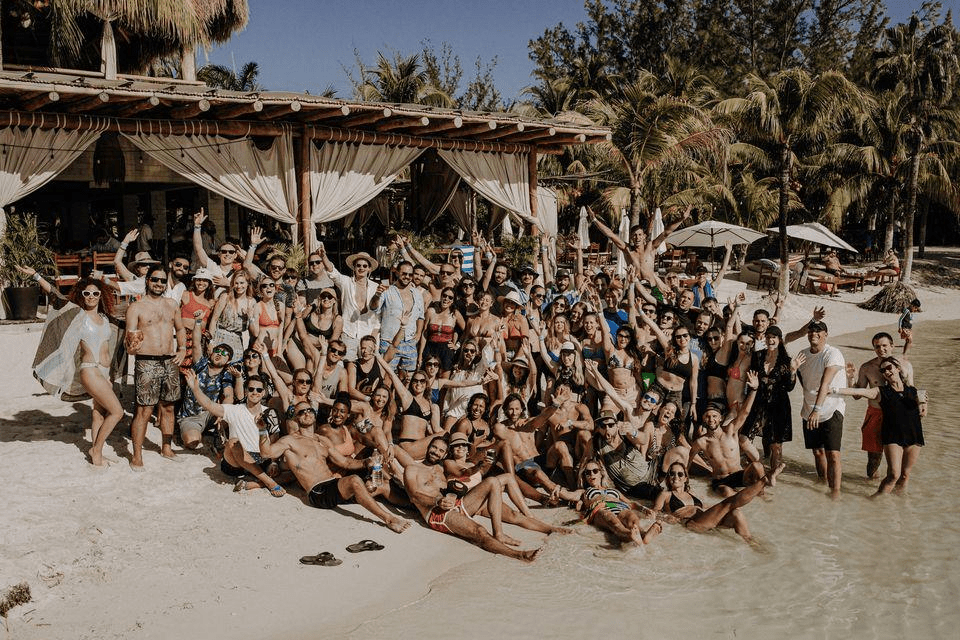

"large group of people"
[22, 206, 927, 560]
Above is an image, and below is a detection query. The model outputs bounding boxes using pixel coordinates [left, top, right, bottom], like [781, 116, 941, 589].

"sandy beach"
[2, 250, 959, 640]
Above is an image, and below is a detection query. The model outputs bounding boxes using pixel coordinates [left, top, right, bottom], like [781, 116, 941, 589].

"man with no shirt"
[258, 401, 410, 533]
[393, 437, 561, 561]
[849, 331, 915, 478]
[125, 266, 186, 468]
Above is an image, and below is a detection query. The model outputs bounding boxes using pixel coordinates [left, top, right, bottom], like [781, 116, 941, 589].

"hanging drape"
[345, 193, 390, 228]
[438, 149, 533, 220]
[446, 187, 475, 234]
[310, 141, 422, 233]
[412, 151, 461, 228]
[124, 129, 298, 237]
[536, 187, 559, 276]
[0, 125, 105, 235]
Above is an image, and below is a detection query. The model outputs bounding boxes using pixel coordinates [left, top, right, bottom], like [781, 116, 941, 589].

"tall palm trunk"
[883, 188, 896, 253]
[629, 182, 642, 227]
[777, 145, 791, 295]
[917, 194, 930, 258]
[902, 149, 921, 283]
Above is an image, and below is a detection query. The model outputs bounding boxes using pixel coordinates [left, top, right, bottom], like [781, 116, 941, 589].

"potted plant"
[0, 211, 58, 320]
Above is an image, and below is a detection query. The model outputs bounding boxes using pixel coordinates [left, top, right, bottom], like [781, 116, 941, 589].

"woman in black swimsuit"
[651, 461, 766, 542]
[376, 353, 439, 459]
[451, 392, 495, 453]
[297, 287, 342, 369]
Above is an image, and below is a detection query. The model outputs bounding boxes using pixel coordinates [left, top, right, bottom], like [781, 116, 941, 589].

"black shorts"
[624, 481, 661, 501]
[308, 478, 349, 509]
[711, 469, 746, 491]
[803, 410, 844, 452]
[220, 451, 270, 477]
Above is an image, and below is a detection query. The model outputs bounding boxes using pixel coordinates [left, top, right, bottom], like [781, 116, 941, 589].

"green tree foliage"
[197, 61, 261, 91]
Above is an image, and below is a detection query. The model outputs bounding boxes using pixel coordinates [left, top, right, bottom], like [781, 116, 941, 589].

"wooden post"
[180, 46, 197, 82]
[528, 147, 539, 235]
[297, 126, 312, 254]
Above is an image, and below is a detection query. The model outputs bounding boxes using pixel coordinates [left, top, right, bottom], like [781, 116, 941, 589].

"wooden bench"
[758, 264, 779, 291]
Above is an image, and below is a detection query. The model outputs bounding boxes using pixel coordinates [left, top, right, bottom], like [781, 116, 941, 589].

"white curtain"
[536, 187, 559, 276]
[438, 149, 534, 223]
[310, 141, 422, 229]
[124, 130, 298, 237]
[447, 187, 476, 234]
[1, 126, 105, 235]
[345, 193, 390, 228]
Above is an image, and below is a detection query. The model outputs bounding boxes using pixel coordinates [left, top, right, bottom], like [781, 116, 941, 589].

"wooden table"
[810, 275, 864, 295]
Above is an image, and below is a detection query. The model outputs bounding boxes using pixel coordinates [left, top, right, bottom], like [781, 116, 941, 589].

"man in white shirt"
[794, 320, 846, 499]
[318, 247, 381, 360]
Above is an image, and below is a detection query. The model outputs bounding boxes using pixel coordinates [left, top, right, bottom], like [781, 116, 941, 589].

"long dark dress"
[743, 352, 796, 444]
[878, 385, 924, 447]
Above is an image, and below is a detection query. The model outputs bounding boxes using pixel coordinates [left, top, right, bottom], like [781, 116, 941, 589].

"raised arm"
[713, 243, 733, 288]
[403, 238, 441, 275]
[375, 352, 414, 409]
[480, 245, 496, 290]
[588, 207, 627, 252]
[183, 369, 226, 418]
[192, 209, 214, 269]
[114, 229, 139, 281]
[243, 226, 267, 279]
[649, 205, 691, 249]
[784, 306, 826, 344]
[637, 305, 671, 351]
[725, 370, 758, 434]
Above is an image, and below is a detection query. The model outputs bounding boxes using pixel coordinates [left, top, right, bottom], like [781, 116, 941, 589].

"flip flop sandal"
[346, 539, 385, 553]
[299, 552, 342, 566]
[267, 484, 285, 497]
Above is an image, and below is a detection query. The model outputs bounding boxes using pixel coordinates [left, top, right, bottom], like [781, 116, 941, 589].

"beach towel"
[32, 295, 125, 401]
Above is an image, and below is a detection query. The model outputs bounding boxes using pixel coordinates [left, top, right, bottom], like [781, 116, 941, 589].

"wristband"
[32, 272, 42, 282]
[258, 429, 268, 436]
[812, 404, 821, 412]
[119, 242, 128, 251]
[194, 225, 202, 230]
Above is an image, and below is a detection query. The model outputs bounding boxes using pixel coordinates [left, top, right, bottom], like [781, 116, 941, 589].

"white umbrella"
[501, 213, 514, 240]
[615, 208, 630, 275]
[666, 220, 767, 248]
[651, 207, 666, 254]
[577, 206, 590, 249]
[766, 222, 858, 253]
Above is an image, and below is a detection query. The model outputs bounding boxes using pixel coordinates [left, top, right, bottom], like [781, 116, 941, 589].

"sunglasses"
[328, 348, 346, 356]
[642, 394, 660, 404]
[294, 377, 312, 384]
[411, 378, 428, 384]
[461, 348, 477, 354]
[260, 283, 276, 289]
[320, 293, 335, 300]
[147, 276, 166, 283]
[440, 294, 454, 300]
[584, 468, 601, 475]
[81, 290, 101, 298]
[296, 407, 316, 417]
[212, 347, 231, 356]
[354, 262, 370, 269]
[269, 264, 285, 271]
[246, 386, 265, 393]
[219, 249, 236, 254]
[880, 365, 897, 373]
[244, 353, 261, 359]
[425, 361, 440, 367]
[172, 261, 190, 269]
[706, 336, 722, 342]
[674, 333, 690, 339]
[308, 260, 323, 266]
[667, 471, 686, 477]
[283, 275, 298, 281]
[441, 270, 456, 276]
[462, 282, 476, 288]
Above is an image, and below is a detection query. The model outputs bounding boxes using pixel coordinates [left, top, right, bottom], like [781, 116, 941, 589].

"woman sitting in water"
[443, 432, 536, 518]
[574, 460, 662, 546]
[832, 356, 926, 496]
[651, 461, 766, 542]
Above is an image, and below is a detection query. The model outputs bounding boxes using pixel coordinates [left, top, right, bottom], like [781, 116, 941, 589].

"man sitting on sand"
[258, 400, 410, 533]
[688, 380, 783, 496]
[392, 436, 567, 561]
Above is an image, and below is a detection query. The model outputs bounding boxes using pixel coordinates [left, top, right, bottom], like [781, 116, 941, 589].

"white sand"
[2, 274, 958, 639]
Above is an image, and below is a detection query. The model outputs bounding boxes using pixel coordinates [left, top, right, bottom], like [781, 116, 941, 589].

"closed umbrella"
[766, 222, 858, 253]
[577, 206, 591, 249]
[616, 208, 630, 275]
[651, 207, 666, 254]
[501, 212, 514, 241]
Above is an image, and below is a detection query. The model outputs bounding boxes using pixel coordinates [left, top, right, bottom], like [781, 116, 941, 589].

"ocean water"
[339, 320, 960, 640]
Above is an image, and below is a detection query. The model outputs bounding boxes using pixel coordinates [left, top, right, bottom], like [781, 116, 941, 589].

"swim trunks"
[802, 410, 844, 452]
[860, 404, 883, 454]
[135, 355, 181, 406]
[427, 498, 469, 534]
[515, 454, 548, 475]
[220, 451, 271, 477]
[308, 478, 350, 509]
[711, 469, 746, 491]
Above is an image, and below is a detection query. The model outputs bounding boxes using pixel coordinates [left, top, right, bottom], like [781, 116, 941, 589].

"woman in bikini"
[596, 299, 643, 412]
[499, 291, 531, 361]
[21, 267, 123, 467]
[443, 433, 538, 517]
[376, 353, 439, 458]
[298, 287, 342, 370]
[652, 461, 766, 542]
[420, 286, 464, 372]
[463, 290, 501, 364]
[441, 339, 493, 431]
[540, 339, 586, 406]
[725, 330, 756, 418]
[451, 393, 495, 453]
[209, 269, 255, 362]
[453, 276, 480, 318]
[179, 268, 215, 369]
[249, 278, 284, 360]
[639, 310, 700, 422]
[640, 399, 694, 479]
[574, 460, 662, 546]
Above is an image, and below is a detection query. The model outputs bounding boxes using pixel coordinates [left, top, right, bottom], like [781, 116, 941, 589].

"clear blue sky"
[205, 0, 929, 102]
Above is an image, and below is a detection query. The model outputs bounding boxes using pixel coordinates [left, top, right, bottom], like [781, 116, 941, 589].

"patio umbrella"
[651, 207, 666, 254]
[577, 206, 590, 249]
[766, 222, 858, 253]
[614, 209, 629, 274]
[501, 212, 514, 240]
[666, 220, 766, 248]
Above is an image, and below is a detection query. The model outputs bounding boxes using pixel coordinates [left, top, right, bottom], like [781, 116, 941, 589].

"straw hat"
[127, 251, 161, 271]
[192, 267, 214, 281]
[448, 432, 470, 448]
[345, 251, 379, 272]
[498, 290, 524, 309]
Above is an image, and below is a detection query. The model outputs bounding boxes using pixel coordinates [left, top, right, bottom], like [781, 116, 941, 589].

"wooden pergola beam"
[169, 98, 211, 119]
[342, 108, 392, 127]
[308, 124, 531, 154]
[452, 121, 496, 136]
[375, 116, 429, 132]
[474, 122, 524, 140]
[299, 105, 351, 122]
[21, 91, 60, 111]
[72, 91, 109, 112]
[217, 100, 264, 119]
[421, 116, 462, 134]
[503, 127, 556, 143]
[258, 101, 301, 120]
[115, 95, 160, 117]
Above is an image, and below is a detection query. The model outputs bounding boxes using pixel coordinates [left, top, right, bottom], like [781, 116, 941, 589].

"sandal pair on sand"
[299, 540, 384, 566]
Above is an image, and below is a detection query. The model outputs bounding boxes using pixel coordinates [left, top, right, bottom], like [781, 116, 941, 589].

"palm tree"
[358, 52, 452, 107]
[198, 61, 262, 91]
[715, 69, 873, 294]
[868, 13, 959, 283]
[585, 80, 728, 228]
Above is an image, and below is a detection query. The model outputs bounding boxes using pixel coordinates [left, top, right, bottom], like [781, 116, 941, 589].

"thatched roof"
[3, 0, 248, 73]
